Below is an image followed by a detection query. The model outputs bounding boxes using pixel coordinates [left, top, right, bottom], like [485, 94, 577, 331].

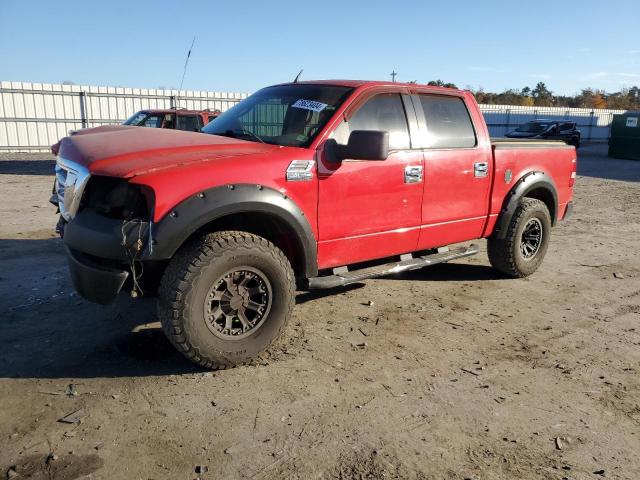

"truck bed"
[491, 138, 574, 149]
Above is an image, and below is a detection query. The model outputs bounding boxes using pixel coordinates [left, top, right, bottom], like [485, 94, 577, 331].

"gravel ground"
[0, 143, 639, 479]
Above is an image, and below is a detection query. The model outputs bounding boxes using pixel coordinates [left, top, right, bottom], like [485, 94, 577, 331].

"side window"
[176, 115, 201, 131]
[560, 122, 574, 132]
[419, 95, 476, 149]
[333, 93, 410, 150]
[142, 114, 164, 128]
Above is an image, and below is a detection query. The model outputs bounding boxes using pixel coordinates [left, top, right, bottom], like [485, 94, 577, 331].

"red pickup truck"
[54, 80, 576, 368]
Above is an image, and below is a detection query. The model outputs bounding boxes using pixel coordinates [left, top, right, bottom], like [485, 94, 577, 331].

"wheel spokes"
[204, 267, 272, 339]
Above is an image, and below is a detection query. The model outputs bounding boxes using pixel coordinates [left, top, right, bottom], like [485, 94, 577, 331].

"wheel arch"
[492, 171, 558, 240]
[149, 184, 318, 278]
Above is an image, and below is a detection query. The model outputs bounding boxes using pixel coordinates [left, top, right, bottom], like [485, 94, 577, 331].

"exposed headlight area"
[82, 176, 153, 221]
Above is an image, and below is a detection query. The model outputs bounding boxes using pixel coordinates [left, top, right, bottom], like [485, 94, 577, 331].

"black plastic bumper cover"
[67, 248, 129, 305]
[64, 211, 149, 261]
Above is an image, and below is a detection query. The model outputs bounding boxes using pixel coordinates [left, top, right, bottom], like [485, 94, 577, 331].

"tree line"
[425, 80, 640, 110]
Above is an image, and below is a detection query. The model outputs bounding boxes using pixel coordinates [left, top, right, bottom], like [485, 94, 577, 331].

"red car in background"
[51, 108, 221, 155]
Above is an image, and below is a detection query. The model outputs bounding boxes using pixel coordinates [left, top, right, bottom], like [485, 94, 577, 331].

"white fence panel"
[0, 81, 248, 152]
[479, 104, 626, 140]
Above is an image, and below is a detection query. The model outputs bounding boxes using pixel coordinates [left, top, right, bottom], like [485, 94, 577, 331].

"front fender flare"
[149, 184, 317, 277]
[493, 171, 558, 239]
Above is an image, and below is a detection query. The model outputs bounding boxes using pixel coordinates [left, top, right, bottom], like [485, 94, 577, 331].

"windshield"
[515, 122, 549, 133]
[202, 84, 354, 147]
[123, 111, 166, 128]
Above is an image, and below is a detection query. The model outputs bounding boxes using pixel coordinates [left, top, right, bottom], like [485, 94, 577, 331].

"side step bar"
[307, 244, 480, 290]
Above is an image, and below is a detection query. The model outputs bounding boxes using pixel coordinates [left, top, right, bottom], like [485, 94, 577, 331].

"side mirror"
[325, 130, 389, 163]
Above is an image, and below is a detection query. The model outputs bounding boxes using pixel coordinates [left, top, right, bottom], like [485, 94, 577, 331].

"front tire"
[158, 231, 295, 369]
[487, 198, 551, 278]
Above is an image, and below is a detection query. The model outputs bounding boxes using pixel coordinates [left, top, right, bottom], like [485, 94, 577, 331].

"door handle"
[404, 165, 423, 183]
[474, 162, 489, 178]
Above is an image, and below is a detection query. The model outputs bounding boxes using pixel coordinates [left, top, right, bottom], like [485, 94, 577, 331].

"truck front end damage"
[55, 156, 155, 304]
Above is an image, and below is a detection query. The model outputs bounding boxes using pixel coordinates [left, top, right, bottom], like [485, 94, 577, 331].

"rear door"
[316, 90, 424, 268]
[412, 92, 493, 249]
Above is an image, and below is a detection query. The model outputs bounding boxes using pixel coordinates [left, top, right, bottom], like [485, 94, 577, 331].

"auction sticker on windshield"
[292, 99, 328, 112]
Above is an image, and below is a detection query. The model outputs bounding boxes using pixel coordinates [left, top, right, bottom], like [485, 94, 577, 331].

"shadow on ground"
[0, 238, 505, 380]
[0, 160, 55, 175]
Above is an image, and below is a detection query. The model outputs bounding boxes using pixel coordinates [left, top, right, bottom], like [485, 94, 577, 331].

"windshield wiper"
[218, 129, 265, 144]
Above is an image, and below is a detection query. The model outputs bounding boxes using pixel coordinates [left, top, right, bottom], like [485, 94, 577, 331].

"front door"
[316, 92, 424, 269]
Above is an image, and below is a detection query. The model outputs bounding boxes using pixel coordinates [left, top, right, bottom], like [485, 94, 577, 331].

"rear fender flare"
[493, 171, 558, 239]
[149, 184, 317, 277]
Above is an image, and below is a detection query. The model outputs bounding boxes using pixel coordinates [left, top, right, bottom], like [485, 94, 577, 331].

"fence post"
[170, 95, 175, 109]
[79, 91, 88, 128]
[588, 110, 594, 141]
[505, 108, 511, 136]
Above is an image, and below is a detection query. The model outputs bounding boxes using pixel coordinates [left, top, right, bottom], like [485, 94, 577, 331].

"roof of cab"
[272, 79, 465, 93]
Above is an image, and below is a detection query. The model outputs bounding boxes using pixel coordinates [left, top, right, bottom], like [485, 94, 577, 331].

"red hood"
[57, 126, 280, 177]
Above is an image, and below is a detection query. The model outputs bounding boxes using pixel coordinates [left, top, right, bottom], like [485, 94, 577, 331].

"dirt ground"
[1, 143, 639, 480]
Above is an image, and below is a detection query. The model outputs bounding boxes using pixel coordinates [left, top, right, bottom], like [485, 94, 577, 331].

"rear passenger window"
[333, 93, 410, 150]
[176, 115, 201, 132]
[419, 95, 476, 148]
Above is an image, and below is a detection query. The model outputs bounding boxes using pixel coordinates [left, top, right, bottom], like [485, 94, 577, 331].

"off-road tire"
[487, 198, 551, 278]
[158, 231, 295, 369]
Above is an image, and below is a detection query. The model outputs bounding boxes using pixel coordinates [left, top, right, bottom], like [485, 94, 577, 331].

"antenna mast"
[176, 36, 196, 108]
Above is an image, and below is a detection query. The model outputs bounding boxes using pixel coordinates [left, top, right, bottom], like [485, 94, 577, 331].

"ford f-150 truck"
[53, 80, 576, 368]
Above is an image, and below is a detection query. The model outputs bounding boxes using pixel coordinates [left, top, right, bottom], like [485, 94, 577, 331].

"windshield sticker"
[627, 117, 638, 128]
[292, 99, 328, 112]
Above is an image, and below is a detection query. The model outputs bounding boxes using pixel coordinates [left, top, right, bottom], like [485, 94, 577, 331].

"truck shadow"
[0, 238, 202, 379]
[0, 159, 56, 176]
[0, 238, 501, 380]
[389, 262, 505, 282]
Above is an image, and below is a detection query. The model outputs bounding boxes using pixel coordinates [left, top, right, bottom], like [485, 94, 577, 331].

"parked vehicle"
[50, 108, 221, 155]
[506, 120, 581, 147]
[53, 80, 576, 368]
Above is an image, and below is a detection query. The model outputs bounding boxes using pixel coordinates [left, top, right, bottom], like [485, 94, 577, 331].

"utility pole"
[390, 70, 397, 83]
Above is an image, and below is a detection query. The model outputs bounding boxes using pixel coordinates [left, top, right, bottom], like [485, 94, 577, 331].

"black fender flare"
[149, 184, 318, 277]
[493, 171, 558, 239]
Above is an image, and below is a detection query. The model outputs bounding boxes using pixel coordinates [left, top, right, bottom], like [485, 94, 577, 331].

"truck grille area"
[55, 157, 91, 221]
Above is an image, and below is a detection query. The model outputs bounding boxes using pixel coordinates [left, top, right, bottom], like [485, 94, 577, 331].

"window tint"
[559, 122, 575, 132]
[419, 95, 476, 148]
[142, 114, 164, 128]
[176, 115, 201, 131]
[203, 85, 353, 147]
[333, 93, 410, 150]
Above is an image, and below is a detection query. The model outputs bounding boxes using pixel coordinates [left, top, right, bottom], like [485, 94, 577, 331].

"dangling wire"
[121, 218, 146, 297]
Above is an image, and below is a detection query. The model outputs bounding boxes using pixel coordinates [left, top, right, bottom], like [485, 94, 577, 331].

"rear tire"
[487, 198, 551, 278]
[158, 231, 295, 369]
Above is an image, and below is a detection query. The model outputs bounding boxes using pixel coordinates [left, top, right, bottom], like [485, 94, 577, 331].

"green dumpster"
[609, 112, 640, 160]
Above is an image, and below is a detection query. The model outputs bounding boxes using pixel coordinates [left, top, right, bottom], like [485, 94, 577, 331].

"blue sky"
[1, 0, 639, 95]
